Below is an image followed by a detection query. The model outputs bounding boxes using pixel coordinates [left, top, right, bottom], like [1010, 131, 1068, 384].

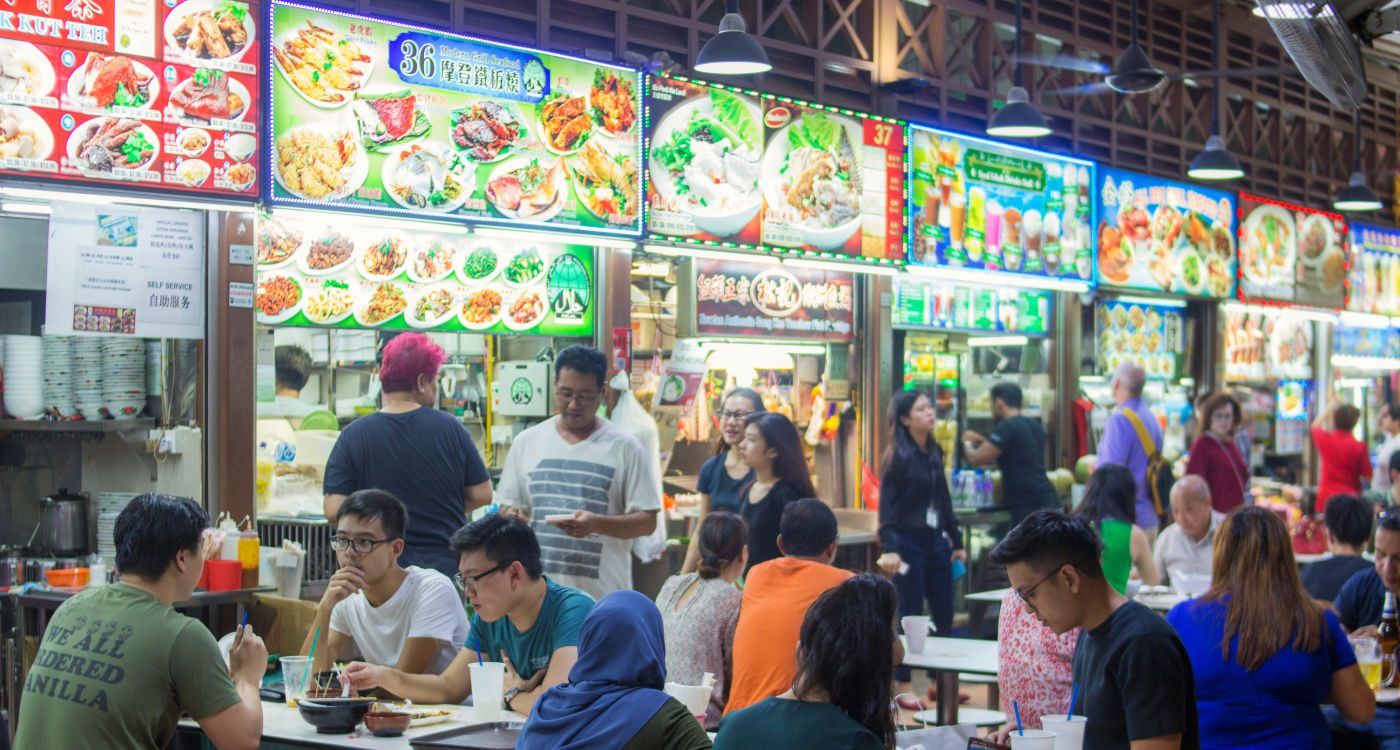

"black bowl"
[296, 697, 376, 734]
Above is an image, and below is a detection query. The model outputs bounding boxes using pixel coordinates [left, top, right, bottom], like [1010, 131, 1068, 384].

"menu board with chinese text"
[254, 212, 594, 336]
[1095, 168, 1236, 299]
[1095, 298, 1185, 380]
[1237, 194, 1349, 309]
[694, 259, 853, 340]
[909, 126, 1093, 282]
[891, 278, 1050, 335]
[268, 2, 641, 236]
[1348, 223, 1400, 317]
[0, 0, 260, 196]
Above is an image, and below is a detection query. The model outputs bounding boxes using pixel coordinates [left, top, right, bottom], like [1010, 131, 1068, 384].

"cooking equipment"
[36, 488, 91, 557]
[0, 548, 21, 589]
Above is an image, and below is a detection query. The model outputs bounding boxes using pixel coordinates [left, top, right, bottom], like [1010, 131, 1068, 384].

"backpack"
[1122, 409, 1174, 523]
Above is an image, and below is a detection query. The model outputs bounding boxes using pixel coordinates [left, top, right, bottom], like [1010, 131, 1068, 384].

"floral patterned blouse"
[997, 589, 1080, 728]
[656, 572, 743, 729]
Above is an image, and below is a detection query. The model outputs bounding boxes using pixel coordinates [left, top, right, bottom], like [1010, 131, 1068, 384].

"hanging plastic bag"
[609, 371, 668, 563]
[862, 463, 881, 510]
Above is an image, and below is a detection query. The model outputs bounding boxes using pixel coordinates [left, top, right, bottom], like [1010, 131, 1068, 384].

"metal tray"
[409, 721, 524, 749]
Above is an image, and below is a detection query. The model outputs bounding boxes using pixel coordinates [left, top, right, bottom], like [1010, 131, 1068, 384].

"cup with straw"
[1039, 684, 1086, 750]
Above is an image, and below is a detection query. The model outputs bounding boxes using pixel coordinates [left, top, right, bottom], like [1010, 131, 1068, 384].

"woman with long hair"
[1073, 464, 1160, 593]
[714, 575, 898, 750]
[739, 412, 817, 571]
[1186, 391, 1250, 513]
[657, 511, 748, 729]
[875, 390, 964, 703]
[683, 388, 764, 574]
[1166, 507, 1374, 749]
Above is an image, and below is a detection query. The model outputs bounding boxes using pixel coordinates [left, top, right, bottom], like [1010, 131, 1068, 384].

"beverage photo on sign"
[267, 1, 641, 235]
[0, 0, 260, 196]
[1348, 223, 1400, 317]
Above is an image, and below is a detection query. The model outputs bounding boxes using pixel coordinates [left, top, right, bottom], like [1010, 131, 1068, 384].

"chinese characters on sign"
[694, 259, 853, 340]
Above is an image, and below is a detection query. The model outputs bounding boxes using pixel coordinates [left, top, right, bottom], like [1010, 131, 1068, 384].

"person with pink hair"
[324, 333, 493, 577]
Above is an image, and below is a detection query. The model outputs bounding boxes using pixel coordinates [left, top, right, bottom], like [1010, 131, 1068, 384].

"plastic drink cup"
[1040, 715, 1087, 750]
[901, 615, 930, 654]
[987, 201, 1003, 252]
[280, 656, 312, 707]
[470, 662, 506, 721]
[1010, 729, 1057, 750]
[665, 681, 711, 722]
[950, 192, 968, 248]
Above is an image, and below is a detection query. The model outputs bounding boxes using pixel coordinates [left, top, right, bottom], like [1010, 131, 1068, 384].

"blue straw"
[473, 636, 484, 666]
[1068, 683, 1079, 718]
[1014, 700, 1023, 736]
[240, 609, 249, 631]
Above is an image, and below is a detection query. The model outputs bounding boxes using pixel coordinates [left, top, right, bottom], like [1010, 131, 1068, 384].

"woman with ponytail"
[656, 511, 748, 729]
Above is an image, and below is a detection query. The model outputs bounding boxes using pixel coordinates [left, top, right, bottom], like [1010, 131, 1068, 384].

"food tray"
[409, 722, 523, 749]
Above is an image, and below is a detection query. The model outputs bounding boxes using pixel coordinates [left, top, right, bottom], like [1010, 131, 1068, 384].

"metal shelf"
[0, 418, 154, 433]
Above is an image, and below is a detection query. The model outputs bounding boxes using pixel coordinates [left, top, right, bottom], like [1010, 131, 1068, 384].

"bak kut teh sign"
[695, 259, 853, 341]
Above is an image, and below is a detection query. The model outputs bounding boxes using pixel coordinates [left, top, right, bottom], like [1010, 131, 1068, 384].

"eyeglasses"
[556, 389, 602, 405]
[330, 536, 394, 554]
[1014, 567, 1061, 607]
[453, 562, 508, 593]
[719, 410, 754, 422]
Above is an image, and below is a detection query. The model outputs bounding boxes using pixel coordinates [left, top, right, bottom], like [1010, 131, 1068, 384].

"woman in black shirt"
[876, 390, 964, 701]
[739, 412, 817, 572]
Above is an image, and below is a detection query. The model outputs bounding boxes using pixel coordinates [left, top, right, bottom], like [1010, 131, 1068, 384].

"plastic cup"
[1010, 729, 1057, 750]
[1040, 715, 1086, 750]
[280, 656, 312, 708]
[902, 615, 930, 655]
[665, 681, 711, 722]
[470, 662, 506, 721]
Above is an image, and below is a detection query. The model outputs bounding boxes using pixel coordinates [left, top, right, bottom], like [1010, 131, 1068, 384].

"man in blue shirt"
[342, 514, 593, 717]
[1095, 361, 1163, 541]
[1330, 508, 1400, 748]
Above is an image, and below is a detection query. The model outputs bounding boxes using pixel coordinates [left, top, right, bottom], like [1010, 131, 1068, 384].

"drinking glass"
[1351, 636, 1382, 690]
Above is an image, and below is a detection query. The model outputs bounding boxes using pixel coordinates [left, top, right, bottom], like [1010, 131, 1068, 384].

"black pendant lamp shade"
[694, 0, 772, 76]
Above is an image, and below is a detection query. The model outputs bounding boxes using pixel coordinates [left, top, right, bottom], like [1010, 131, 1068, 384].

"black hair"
[1380, 506, 1400, 535]
[114, 494, 208, 580]
[794, 575, 898, 749]
[779, 498, 838, 557]
[449, 513, 543, 578]
[1384, 404, 1400, 422]
[697, 511, 748, 580]
[1324, 494, 1375, 548]
[1074, 463, 1138, 525]
[1390, 449, 1400, 477]
[713, 388, 766, 456]
[881, 390, 944, 484]
[337, 489, 408, 540]
[989, 509, 1105, 579]
[554, 344, 609, 389]
[1335, 404, 1362, 433]
[990, 382, 1023, 409]
[275, 345, 312, 392]
[744, 412, 817, 498]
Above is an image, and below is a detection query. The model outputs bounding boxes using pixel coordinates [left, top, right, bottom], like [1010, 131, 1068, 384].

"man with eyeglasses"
[300, 490, 468, 678]
[988, 510, 1198, 750]
[496, 345, 661, 599]
[342, 514, 593, 716]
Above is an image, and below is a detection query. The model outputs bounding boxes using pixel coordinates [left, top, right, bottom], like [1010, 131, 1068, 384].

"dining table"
[900, 636, 999, 727]
[173, 700, 525, 749]
[966, 586, 1188, 612]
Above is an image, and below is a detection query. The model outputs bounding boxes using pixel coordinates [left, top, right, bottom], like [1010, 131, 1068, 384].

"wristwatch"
[503, 687, 521, 710]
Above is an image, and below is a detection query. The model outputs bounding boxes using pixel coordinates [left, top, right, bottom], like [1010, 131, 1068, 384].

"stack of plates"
[72, 338, 104, 418]
[42, 335, 76, 417]
[96, 492, 139, 561]
[102, 339, 146, 420]
[145, 341, 162, 396]
[4, 335, 44, 419]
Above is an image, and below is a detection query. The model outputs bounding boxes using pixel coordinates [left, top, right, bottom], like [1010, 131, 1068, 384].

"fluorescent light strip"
[968, 335, 1030, 347]
[701, 341, 827, 356]
[1111, 295, 1188, 309]
[783, 257, 900, 277]
[1338, 378, 1375, 388]
[1, 186, 249, 213]
[904, 264, 1091, 293]
[1222, 302, 1338, 324]
[1339, 311, 1396, 330]
[1332, 355, 1400, 371]
[1, 202, 52, 215]
[268, 207, 471, 236]
[642, 244, 779, 264]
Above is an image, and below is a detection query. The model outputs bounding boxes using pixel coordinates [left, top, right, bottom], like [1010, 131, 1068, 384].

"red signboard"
[0, 0, 260, 197]
[695, 258, 854, 341]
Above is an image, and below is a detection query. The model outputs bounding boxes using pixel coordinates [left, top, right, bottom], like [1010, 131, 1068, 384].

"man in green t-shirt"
[13, 494, 267, 750]
[343, 514, 594, 716]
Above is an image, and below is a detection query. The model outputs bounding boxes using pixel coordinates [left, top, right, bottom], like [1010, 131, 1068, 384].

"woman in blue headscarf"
[518, 590, 714, 750]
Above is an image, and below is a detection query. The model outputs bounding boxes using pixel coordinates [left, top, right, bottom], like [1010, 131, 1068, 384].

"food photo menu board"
[1095, 168, 1236, 298]
[253, 213, 594, 336]
[268, 2, 641, 236]
[1095, 298, 1186, 380]
[0, 0, 260, 195]
[646, 76, 906, 261]
[1348, 223, 1400, 317]
[1237, 194, 1349, 309]
[908, 126, 1093, 282]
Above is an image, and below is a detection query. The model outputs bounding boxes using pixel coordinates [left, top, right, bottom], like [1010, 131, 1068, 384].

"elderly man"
[1096, 360, 1164, 541]
[1152, 476, 1222, 587]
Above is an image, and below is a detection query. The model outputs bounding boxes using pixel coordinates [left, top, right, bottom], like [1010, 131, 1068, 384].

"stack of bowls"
[4, 335, 45, 419]
[101, 339, 146, 419]
[42, 335, 76, 417]
[97, 492, 139, 561]
[72, 338, 104, 418]
[145, 341, 162, 396]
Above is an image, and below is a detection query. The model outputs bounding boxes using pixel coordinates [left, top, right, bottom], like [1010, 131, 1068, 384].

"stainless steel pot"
[37, 488, 90, 557]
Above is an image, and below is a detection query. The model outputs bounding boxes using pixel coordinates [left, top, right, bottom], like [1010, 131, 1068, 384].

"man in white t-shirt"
[497, 345, 661, 599]
[302, 490, 468, 676]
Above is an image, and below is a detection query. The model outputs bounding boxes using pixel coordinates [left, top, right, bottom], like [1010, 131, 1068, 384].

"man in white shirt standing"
[1153, 475, 1224, 586]
[497, 345, 661, 599]
[256, 345, 319, 423]
[302, 490, 468, 676]
[1376, 405, 1400, 493]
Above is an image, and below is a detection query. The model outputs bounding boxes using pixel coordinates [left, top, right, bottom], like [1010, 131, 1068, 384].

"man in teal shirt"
[343, 514, 593, 715]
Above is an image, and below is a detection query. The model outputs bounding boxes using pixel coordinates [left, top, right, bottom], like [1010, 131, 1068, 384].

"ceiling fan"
[1014, 0, 1296, 97]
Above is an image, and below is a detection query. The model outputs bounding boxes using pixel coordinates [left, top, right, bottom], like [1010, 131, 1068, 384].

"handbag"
[1292, 513, 1329, 555]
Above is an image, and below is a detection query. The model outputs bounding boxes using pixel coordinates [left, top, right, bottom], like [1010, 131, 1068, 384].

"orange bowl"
[46, 568, 89, 588]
